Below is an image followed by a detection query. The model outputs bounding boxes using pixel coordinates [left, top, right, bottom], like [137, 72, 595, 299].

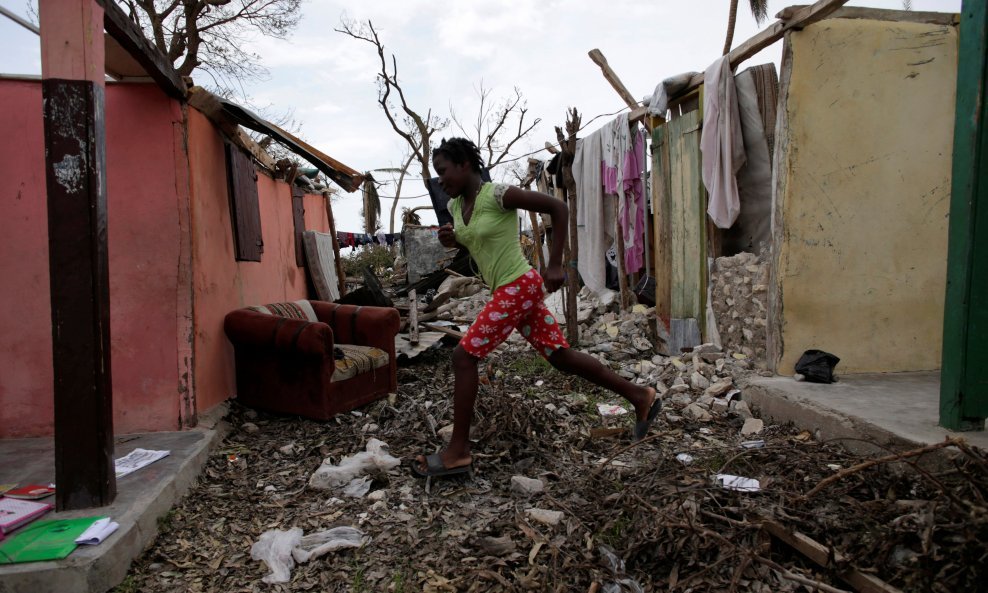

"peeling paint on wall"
[53, 153, 83, 193]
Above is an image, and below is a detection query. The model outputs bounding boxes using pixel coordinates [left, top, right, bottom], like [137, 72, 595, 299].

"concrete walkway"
[0, 414, 226, 593]
[744, 371, 988, 453]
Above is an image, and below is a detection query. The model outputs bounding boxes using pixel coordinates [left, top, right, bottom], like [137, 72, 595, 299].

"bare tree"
[723, 0, 769, 55]
[120, 0, 303, 94]
[337, 18, 447, 191]
[449, 82, 541, 173]
[377, 143, 421, 234]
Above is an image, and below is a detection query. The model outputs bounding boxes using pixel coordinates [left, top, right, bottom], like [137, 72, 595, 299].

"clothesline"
[336, 231, 402, 250]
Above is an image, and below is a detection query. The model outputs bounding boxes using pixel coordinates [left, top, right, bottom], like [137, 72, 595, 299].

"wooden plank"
[409, 289, 419, 345]
[41, 0, 115, 510]
[187, 87, 277, 171]
[778, 5, 959, 26]
[588, 49, 640, 111]
[652, 126, 672, 340]
[95, 0, 187, 99]
[292, 187, 306, 267]
[225, 143, 263, 261]
[669, 0, 850, 103]
[761, 518, 904, 593]
[421, 322, 465, 340]
[941, 0, 988, 429]
[322, 191, 347, 298]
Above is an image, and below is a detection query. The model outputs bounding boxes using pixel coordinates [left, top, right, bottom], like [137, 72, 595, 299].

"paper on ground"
[715, 474, 760, 492]
[596, 403, 629, 417]
[115, 448, 170, 478]
[75, 517, 119, 545]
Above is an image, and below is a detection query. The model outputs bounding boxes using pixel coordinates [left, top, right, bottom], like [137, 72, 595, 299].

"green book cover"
[0, 516, 103, 564]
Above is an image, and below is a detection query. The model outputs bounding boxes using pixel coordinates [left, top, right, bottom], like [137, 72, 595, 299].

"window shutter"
[225, 142, 263, 261]
[292, 186, 306, 267]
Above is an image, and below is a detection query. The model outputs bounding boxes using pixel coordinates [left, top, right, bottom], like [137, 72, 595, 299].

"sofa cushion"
[247, 300, 318, 322]
[331, 344, 390, 383]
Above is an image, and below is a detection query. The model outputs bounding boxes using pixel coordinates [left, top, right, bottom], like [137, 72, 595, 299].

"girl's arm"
[501, 187, 569, 292]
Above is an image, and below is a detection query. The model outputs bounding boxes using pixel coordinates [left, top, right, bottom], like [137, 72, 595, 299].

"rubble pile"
[710, 251, 769, 363]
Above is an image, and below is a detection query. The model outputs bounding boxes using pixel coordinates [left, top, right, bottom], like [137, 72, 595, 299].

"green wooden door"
[941, 0, 988, 430]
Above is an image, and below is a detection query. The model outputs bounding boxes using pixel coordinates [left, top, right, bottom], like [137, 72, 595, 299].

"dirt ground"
[113, 346, 987, 593]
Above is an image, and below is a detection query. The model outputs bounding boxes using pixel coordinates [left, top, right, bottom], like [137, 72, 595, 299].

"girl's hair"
[434, 137, 484, 173]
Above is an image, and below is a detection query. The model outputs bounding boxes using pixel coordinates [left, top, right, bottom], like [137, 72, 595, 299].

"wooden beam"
[95, 0, 187, 100]
[760, 517, 904, 593]
[668, 0, 850, 103]
[778, 5, 959, 26]
[408, 289, 419, 345]
[421, 322, 465, 340]
[323, 191, 347, 298]
[41, 0, 116, 510]
[588, 49, 640, 111]
[187, 87, 277, 171]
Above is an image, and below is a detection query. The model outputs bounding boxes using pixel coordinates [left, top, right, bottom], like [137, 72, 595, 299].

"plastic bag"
[598, 545, 644, 593]
[794, 349, 840, 384]
[252, 526, 366, 582]
[292, 526, 367, 563]
[250, 527, 303, 584]
[308, 438, 401, 490]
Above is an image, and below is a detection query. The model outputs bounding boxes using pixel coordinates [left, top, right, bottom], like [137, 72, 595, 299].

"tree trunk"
[723, 0, 740, 55]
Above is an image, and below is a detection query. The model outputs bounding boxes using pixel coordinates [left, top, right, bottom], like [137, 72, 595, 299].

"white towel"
[700, 55, 746, 229]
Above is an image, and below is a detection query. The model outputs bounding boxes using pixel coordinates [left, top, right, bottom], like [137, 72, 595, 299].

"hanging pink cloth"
[602, 128, 645, 273]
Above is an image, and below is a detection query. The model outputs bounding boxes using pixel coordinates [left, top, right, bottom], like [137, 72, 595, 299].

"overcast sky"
[0, 0, 961, 234]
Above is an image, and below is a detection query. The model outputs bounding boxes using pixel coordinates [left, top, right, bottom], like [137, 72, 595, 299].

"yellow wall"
[773, 17, 957, 374]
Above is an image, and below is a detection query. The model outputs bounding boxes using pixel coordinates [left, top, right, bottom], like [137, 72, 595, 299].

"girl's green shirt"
[449, 182, 532, 290]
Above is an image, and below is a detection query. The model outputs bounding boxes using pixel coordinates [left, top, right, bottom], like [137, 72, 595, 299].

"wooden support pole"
[612, 198, 631, 310]
[408, 289, 419, 345]
[41, 0, 115, 510]
[652, 126, 672, 334]
[557, 109, 582, 346]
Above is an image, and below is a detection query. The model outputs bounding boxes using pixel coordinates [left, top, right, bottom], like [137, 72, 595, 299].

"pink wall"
[0, 81, 188, 437]
[186, 109, 330, 414]
[0, 80, 331, 437]
[0, 81, 52, 437]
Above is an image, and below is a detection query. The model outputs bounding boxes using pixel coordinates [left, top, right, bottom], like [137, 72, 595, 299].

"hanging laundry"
[573, 127, 609, 297]
[700, 55, 746, 229]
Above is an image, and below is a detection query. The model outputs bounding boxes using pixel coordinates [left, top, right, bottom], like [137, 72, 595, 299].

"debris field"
[114, 333, 988, 593]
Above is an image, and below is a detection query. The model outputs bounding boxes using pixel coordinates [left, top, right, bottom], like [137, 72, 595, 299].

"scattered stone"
[684, 404, 712, 422]
[691, 372, 711, 390]
[510, 476, 545, 496]
[704, 379, 734, 397]
[741, 418, 764, 436]
[278, 443, 295, 455]
[367, 490, 387, 502]
[711, 399, 730, 414]
[242, 422, 259, 433]
[525, 508, 564, 527]
[733, 401, 754, 420]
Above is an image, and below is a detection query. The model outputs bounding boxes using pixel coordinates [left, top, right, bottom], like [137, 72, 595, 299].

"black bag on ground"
[795, 349, 840, 383]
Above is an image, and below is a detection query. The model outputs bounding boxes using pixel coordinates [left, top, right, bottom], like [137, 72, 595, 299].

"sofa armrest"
[224, 309, 334, 356]
[309, 302, 399, 354]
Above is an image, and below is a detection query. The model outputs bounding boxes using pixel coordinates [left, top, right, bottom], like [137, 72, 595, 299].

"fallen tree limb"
[804, 438, 964, 499]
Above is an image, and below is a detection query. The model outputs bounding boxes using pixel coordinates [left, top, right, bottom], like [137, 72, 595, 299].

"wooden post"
[652, 126, 672, 332]
[408, 289, 419, 346]
[323, 190, 347, 298]
[556, 109, 582, 346]
[612, 198, 631, 310]
[940, 0, 988, 431]
[41, 0, 115, 510]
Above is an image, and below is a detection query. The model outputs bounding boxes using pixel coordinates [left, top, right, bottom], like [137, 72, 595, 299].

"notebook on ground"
[3, 484, 56, 500]
[0, 498, 52, 534]
[0, 516, 102, 564]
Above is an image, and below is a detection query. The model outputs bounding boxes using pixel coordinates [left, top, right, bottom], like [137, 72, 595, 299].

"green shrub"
[341, 244, 396, 279]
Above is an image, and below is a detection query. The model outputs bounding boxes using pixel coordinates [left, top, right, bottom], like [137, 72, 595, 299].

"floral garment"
[460, 269, 569, 359]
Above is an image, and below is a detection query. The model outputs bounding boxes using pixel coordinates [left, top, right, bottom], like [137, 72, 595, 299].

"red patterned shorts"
[460, 269, 570, 360]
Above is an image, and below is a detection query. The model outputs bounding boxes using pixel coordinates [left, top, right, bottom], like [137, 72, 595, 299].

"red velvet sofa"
[223, 300, 399, 420]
